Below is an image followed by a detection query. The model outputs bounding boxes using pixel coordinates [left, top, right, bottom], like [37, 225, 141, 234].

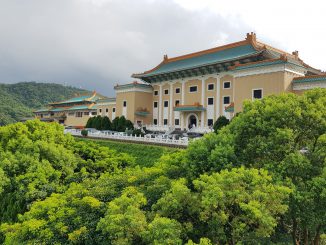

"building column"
[216, 75, 220, 119]
[201, 78, 205, 128]
[181, 80, 185, 129]
[169, 83, 173, 126]
[159, 84, 163, 126]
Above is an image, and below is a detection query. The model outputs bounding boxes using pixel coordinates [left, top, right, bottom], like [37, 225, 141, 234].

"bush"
[213, 116, 229, 133]
[81, 129, 88, 137]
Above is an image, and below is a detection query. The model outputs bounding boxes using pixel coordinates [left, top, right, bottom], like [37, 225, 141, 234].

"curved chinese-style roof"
[132, 33, 322, 83]
[293, 74, 326, 83]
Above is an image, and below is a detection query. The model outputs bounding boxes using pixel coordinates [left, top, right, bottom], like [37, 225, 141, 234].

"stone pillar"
[201, 78, 205, 127]
[159, 84, 163, 126]
[169, 83, 173, 126]
[216, 75, 220, 119]
[181, 80, 185, 130]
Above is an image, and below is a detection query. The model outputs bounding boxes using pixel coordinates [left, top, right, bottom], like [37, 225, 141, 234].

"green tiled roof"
[135, 111, 150, 116]
[137, 44, 259, 77]
[52, 94, 101, 105]
[174, 106, 206, 112]
[115, 83, 152, 90]
[293, 75, 326, 83]
[233, 59, 286, 71]
[50, 108, 65, 112]
[96, 98, 116, 103]
[225, 106, 234, 113]
[34, 108, 49, 113]
[67, 105, 95, 111]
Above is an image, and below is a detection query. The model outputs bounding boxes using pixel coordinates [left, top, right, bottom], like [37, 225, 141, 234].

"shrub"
[81, 129, 88, 137]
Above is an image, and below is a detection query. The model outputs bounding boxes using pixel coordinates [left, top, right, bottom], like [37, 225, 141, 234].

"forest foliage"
[0, 82, 88, 125]
[0, 89, 325, 244]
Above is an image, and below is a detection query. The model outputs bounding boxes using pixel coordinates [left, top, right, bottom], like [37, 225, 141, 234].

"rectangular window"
[76, 112, 83, 117]
[153, 119, 158, 125]
[175, 88, 180, 94]
[68, 112, 74, 116]
[164, 101, 169, 107]
[113, 108, 116, 112]
[154, 101, 158, 108]
[223, 81, 231, 89]
[154, 90, 158, 96]
[208, 98, 214, 105]
[164, 89, 169, 95]
[253, 89, 263, 99]
[207, 119, 214, 126]
[175, 119, 180, 125]
[91, 112, 97, 115]
[189, 86, 198, 92]
[163, 119, 168, 125]
[208, 84, 214, 90]
[99, 109, 102, 113]
[175, 100, 180, 106]
[223, 96, 230, 104]
[84, 112, 89, 116]
[123, 101, 127, 107]
[106, 108, 109, 113]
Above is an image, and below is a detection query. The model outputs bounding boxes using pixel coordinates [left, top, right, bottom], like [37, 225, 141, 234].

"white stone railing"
[64, 129, 189, 147]
[144, 125, 170, 132]
[188, 126, 213, 134]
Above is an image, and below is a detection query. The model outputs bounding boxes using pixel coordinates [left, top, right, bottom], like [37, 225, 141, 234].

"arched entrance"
[187, 114, 198, 129]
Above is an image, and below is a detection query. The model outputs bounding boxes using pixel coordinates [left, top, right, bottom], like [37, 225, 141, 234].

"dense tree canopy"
[0, 89, 325, 244]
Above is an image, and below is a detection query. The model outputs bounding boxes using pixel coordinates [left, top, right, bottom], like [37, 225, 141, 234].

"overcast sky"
[0, 0, 325, 96]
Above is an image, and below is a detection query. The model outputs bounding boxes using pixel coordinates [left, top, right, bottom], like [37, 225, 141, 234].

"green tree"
[112, 116, 119, 131]
[97, 187, 148, 245]
[193, 167, 291, 244]
[101, 116, 112, 130]
[213, 115, 229, 133]
[143, 216, 183, 245]
[185, 88, 326, 243]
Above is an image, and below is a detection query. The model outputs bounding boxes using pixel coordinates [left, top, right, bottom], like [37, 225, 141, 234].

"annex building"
[35, 33, 326, 132]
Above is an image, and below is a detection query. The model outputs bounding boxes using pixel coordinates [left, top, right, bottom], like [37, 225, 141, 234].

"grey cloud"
[0, 0, 252, 95]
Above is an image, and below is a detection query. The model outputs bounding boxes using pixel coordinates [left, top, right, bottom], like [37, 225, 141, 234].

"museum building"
[35, 33, 326, 132]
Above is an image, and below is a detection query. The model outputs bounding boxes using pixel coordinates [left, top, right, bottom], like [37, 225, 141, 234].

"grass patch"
[78, 138, 180, 167]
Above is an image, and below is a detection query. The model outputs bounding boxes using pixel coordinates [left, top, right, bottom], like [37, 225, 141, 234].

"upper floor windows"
[223, 81, 231, 89]
[113, 108, 116, 113]
[164, 89, 169, 95]
[153, 101, 158, 108]
[123, 101, 127, 107]
[154, 90, 158, 96]
[208, 83, 214, 91]
[175, 100, 180, 106]
[189, 86, 198, 93]
[175, 88, 181, 94]
[252, 89, 263, 99]
[223, 96, 230, 104]
[164, 101, 169, 107]
[105, 108, 109, 113]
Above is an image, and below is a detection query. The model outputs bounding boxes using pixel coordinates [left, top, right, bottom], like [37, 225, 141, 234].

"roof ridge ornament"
[292, 50, 299, 59]
[280, 54, 288, 61]
[163, 54, 168, 62]
[246, 32, 257, 44]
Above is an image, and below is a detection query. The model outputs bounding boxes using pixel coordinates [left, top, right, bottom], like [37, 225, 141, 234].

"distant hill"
[0, 82, 89, 125]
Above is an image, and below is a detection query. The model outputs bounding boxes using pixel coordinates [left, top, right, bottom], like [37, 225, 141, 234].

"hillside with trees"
[0, 89, 325, 244]
[0, 82, 88, 125]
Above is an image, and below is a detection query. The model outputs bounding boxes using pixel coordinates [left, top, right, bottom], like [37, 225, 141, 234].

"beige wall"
[97, 104, 116, 120]
[65, 111, 93, 127]
[184, 79, 202, 105]
[233, 71, 285, 112]
[116, 90, 153, 125]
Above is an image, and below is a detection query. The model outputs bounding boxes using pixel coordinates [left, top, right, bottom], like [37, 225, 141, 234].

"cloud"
[0, 0, 252, 95]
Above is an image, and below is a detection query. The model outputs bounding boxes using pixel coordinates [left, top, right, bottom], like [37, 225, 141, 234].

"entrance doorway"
[188, 115, 197, 129]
